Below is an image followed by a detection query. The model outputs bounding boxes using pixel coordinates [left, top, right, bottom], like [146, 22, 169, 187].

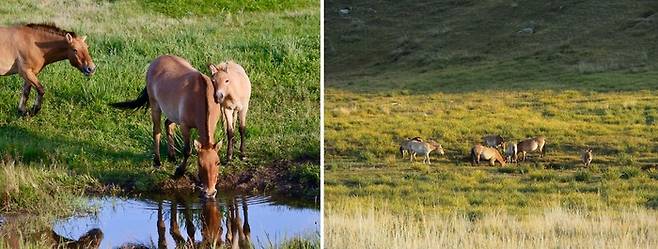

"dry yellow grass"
[325, 198, 658, 249]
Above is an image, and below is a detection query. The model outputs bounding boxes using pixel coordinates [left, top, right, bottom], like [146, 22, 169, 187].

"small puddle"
[52, 193, 319, 248]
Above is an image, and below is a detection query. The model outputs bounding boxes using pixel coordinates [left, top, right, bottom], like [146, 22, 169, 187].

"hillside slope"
[325, 0, 658, 92]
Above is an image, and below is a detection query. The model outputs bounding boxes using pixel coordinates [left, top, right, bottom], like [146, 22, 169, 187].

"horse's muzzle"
[214, 92, 224, 104]
[82, 66, 96, 76]
[202, 189, 217, 200]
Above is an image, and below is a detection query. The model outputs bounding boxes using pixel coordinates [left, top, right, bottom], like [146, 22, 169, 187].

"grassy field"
[0, 0, 319, 247]
[325, 0, 658, 248]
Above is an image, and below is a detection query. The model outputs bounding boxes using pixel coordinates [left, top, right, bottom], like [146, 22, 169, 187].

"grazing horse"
[482, 134, 505, 148]
[399, 136, 423, 159]
[0, 23, 95, 116]
[517, 136, 546, 161]
[505, 142, 518, 163]
[471, 144, 506, 166]
[581, 147, 593, 167]
[407, 139, 445, 164]
[209, 62, 252, 161]
[111, 55, 221, 199]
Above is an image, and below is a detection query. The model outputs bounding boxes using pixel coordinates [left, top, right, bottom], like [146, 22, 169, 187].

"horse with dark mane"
[0, 23, 95, 116]
[110, 55, 221, 199]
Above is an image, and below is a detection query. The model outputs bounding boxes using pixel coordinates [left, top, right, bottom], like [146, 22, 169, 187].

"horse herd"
[399, 134, 594, 167]
[0, 23, 252, 199]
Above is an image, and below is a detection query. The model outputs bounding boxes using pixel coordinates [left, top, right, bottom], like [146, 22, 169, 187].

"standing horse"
[482, 134, 505, 148]
[111, 55, 221, 199]
[581, 147, 593, 167]
[209, 62, 251, 161]
[471, 144, 506, 166]
[0, 23, 95, 116]
[399, 136, 423, 159]
[505, 142, 518, 163]
[517, 136, 546, 161]
[407, 139, 445, 164]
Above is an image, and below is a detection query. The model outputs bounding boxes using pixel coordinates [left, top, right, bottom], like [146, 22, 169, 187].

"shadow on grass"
[0, 124, 145, 167]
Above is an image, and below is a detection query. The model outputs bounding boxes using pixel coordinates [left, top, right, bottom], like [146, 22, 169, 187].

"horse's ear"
[209, 64, 218, 75]
[65, 33, 74, 43]
[213, 141, 222, 152]
[80, 35, 87, 42]
[220, 63, 229, 72]
[193, 140, 202, 151]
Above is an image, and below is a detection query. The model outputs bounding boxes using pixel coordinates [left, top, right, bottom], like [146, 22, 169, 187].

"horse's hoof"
[30, 106, 41, 116]
[239, 155, 247, 161]
[167, 156, 177, 163]
[18, 109, 29, 117]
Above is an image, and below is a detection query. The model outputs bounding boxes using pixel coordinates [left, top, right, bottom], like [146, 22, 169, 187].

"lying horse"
[581, 147, 593, 167]
[209, 62, 252, 161]
[399, 136, 423, 159]
[505, 142, 518, 163]
[517, 136, 546, 161]
[407, 139, 445, 164]
[111, 55, 221, 199]
[471, 144, 506, 166]
[0, 23, 95, 116]
[482, 134, 505, 148]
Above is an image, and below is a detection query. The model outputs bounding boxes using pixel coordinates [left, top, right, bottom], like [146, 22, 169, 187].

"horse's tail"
[110, 87, 149, 110]
[399, 146, 404, 158]
[470, 147, 475, 164]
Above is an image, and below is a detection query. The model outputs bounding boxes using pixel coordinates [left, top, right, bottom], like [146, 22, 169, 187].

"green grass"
[0, 0, 318, 245]
[0, 0, 319, 192]
[325, 0, 658, 247]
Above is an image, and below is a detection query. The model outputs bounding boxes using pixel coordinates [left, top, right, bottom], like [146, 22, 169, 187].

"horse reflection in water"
[150, 196, 252, 249]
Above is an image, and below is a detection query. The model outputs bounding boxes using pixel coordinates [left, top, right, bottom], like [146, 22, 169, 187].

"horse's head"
[209, 63, 231, 104]
[201, 199, 221, 244]
[194, 140, 222, 199]
[65, 33, 95, 76]
[436, 144, 445, 155]
[429, 141, 445, 155]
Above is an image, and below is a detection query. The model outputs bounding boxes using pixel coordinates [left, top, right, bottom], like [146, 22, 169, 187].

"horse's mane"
[23, 23, 77, 37]
[199, 73, 216, 146]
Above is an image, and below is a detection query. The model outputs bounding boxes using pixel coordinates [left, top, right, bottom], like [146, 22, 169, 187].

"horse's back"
[518, 138, 539, 152]
[408, 141, 429, 154]
[146, 55, 210, 125]
[480, 147, 499, 160]
[147, 55, 196, 80]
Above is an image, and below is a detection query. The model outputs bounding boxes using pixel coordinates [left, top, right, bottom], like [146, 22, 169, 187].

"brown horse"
[111, 55, 221, 199]
[209, 62, 252, 161]
[517, 136, 546, 161]
[482, 134, 505, 148]
[471, 144, 506, 166]
[0, 23, 95, 116]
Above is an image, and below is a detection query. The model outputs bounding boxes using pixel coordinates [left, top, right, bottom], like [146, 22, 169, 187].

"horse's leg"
[223, 108, 236, 161]
[426, 153, 431, 164]
[17, 81, 31, 116]
[151, 106, 162, 168]
[19, 69, 45, 116]
[175, 125, 191, 177]
[165, 119, 177, 163]
[238, 107, 248, 160]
